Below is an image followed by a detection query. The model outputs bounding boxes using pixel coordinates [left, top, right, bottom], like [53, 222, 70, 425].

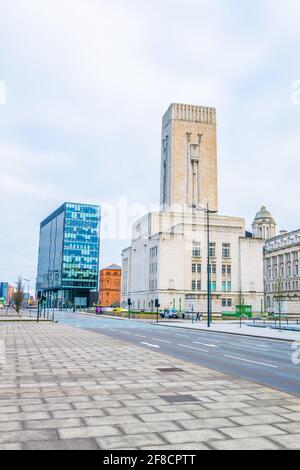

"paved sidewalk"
[0, 322, 300, 450]
[0, 310, 50, 322]
[157, 321, 300, 342]
[0, 318, 50, 322]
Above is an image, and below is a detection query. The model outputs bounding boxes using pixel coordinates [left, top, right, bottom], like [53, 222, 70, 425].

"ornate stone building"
[121, 104, 264, 314]
[263, 230, 300, 314]
[251, 207, 300, 315]
[252, 207, 276, 240]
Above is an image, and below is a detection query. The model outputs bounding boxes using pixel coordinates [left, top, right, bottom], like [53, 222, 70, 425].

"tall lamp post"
[189, 203, 218, 328]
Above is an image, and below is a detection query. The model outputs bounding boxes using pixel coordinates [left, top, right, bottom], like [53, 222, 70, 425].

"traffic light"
[37, 290, 42, 301]
[155, 299, 160, 308]
[128, 298, 132, 307]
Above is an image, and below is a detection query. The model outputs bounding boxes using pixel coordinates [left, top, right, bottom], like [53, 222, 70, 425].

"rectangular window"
[209, 243, 216, 258]
[209, 264, 217, 274]
[192, 264, 196, 273]
[197, 281, 201, 291]
[211, 281, 217, 292]
[192, 281, 196, 291]
[222, 243, 231, 258]
[222, 282, 231, 292]
[197, 264, 201, 273]
[222, 299, 226, 308]
[192, 242, 201, 257]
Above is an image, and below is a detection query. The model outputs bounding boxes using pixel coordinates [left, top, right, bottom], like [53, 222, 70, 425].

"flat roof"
[40, 202, 100, 229]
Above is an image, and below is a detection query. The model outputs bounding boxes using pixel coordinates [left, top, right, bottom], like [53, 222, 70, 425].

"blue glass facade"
[0, 282, 8, 303]
[36, 202, 101, 307]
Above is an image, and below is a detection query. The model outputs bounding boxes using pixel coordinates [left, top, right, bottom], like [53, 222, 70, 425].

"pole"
[207, 204, 211, 328]
[128, 298, 131, 320]
[189, 203, 217, 328]
[279, 296, 282, 332]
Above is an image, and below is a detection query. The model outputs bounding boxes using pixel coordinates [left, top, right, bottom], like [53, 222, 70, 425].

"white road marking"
[175, 334, 190, 338]
[240, 345, 272, 352]
[120, 332, 130, 335]
[193, 342, 218, 348]
[178, 344, 208, 353]
[152, 338, 171, 344]
[241, 341, 270, 349]
[140, 342, 160, 349]
[224, 355, 278, 369]
[134, 334, 147, 339]
[229, 342, 269, 351]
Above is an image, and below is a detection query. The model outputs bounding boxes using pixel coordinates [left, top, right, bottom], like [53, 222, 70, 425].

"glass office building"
[0, 282, 9, 304]
[36, 202, 101, 308]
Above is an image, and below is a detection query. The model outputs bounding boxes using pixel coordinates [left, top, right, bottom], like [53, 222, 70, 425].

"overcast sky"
[0, 0, 299, 288]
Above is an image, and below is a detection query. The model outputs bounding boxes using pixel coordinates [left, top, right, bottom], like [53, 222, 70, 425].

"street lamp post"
[189, 203, 218, 328]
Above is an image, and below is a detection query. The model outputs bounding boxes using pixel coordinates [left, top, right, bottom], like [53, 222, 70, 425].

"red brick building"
[99, 264, 121, 307]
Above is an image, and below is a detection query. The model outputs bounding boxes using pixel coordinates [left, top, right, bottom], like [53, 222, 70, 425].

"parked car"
[160, 309, 179, 319]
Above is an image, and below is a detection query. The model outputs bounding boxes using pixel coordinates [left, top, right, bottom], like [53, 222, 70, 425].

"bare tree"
[13, 277, 25, 316]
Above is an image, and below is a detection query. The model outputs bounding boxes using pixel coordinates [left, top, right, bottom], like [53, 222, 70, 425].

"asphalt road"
[55, 312, 300, 396]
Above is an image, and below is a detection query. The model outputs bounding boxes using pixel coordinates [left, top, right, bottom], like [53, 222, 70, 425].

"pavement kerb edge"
[151, 322, 296, 343]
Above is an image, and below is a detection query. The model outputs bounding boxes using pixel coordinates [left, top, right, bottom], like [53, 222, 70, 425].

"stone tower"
[252, 206, 276, 240]
[160, 103, 218, 212]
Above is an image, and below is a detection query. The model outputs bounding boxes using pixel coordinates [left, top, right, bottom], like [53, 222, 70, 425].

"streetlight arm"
[188, 203, 217, 215]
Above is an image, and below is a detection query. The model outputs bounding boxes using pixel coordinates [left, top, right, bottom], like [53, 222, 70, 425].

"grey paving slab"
[220, 424, 286, 439]
[178, 417, 236, 430]
[0, 429, 58, 444]
[0, 443, 23, 450]
[23, 418, 83, 430]
[1, 322, 300, 450]
[161, 429, 225, 444]
[210, 437, 282, 450]
[58, 425, 121, 440]
[96, 433, 166, 449]
[270, 434, 300, 450]
[280, 412, 300, 422]
[23, 438, 99, 450]
[141, 443, 210, 450]
[229, 414, 290, 426]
